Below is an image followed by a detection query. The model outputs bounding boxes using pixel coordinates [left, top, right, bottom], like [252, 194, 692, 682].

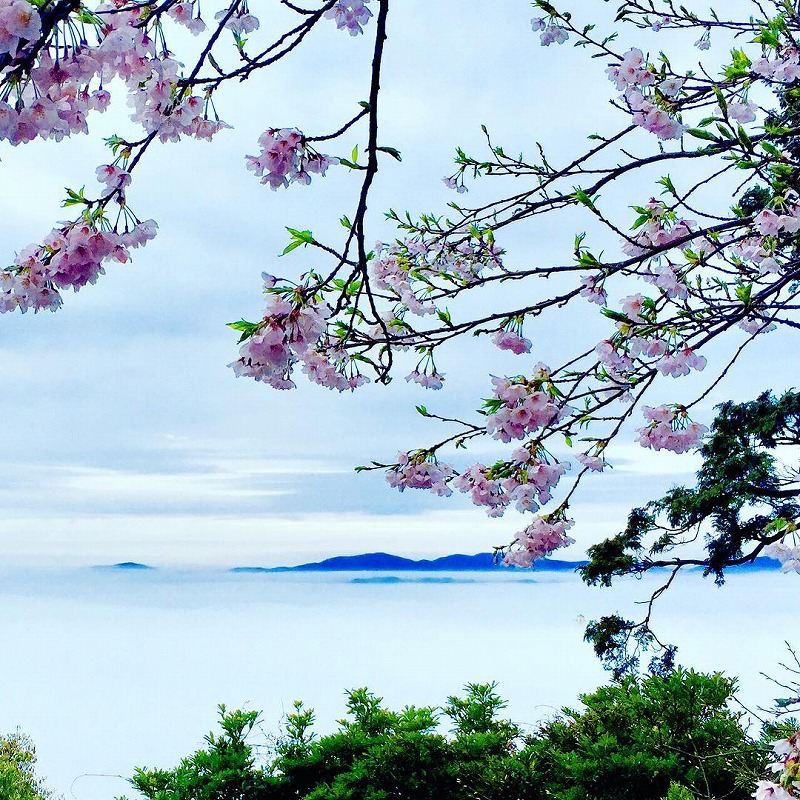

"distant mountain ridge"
[89, 554, 783, 574]
[231, 552, 587, 573]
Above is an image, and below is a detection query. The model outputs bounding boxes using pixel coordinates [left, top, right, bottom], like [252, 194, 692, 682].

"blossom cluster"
[752, 51, 800, 83]
[453, 453, 569, 518]
[0, 218, 157, 313]
[590, 230, 706, 381]
[324, 0, 372, 36]
[607, 49, 686, 140]
[530, 17, 569, 46]
[764, 541, 800, 573]
[229, 279, 333, 390]
[485, 376, 567, 443]
[579, 274, 607, 305]
[405, 368, 445, 390]
[0, 4, 229, 146]
[369, 235, 503, 317]
[0, 0, 40, 59]
[753, 733, 800, 800]
[245, 128, 338, 190]
[726, 203, 800, 276]
[492, 319, 531, 354]
[621, 200, 698, 261]
[642, 262, 689, 300]
[302, 348, 369, 391]
[383, 436, 570, 518]
[214, 4, 258, 35]
[635, 405, 707, 453]
[167, 2, 207, 35]
[503, 515, 576, 567]
[596, 334, 706, 384]
[96, 164, 131, 197]
[384, 452, 453, 496]
[129, 58, 229, 143]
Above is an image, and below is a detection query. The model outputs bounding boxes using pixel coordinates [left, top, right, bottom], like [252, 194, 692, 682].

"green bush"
[527, 668, 762, 800]
[0, 731, 53, 800]
[122, 670, 769, 800]
[664, 784, 695, 800]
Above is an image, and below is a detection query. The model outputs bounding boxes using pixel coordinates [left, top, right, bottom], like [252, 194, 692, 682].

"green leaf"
[376, 146, 402, 162]
[657, 175, 676, 195]
[62, 186, 87, 207]
[713, 86, 727, 114]
[286, 228, 314, 243]
[723, 48, 752, 80]
[601, 308, 632, 323]
[735, 282, 753, 306]
[281, 240, 304, 256]
[226, 319, 261, 342]
[351, 144, 359, 164]
[76, 7, 103, 24]
[715, 122, 733, 138]
[686, 128, 719, 142]
[736, 125, 752, 149]
[573, 187, 599, 210]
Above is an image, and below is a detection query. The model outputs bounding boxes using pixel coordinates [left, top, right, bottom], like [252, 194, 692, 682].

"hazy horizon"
[1, 567, 792, 800]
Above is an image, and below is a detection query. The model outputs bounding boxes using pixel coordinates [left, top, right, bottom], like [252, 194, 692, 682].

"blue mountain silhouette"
[232, 552, 587, 573]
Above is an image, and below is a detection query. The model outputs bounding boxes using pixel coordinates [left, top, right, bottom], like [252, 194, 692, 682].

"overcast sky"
[1, 0, 796, 567]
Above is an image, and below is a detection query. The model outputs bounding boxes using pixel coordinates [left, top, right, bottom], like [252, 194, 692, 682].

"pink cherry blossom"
[728, 100, 756, 123]
[246, 128, 337, 190]
[579, 274, 607, 305]
[504, 515, 576, 567]
[657, 77, 685, 97]
[755, 210, 783, 236]
[385, 452, 453, 496]
[753, 781, 795, 800]
[621, 293, 648, 322]
[764, 541, 800, 573]
[369, 236, 502, 316]
[752, 52, 800, 82]
[491, 329, 531, 354]
[739, 317, 777, 336]
[0, 0, 41, 58]
[643, 262, 688, 299]
[405, 369, 445, 389]
[442, 176, 467, 193]
[214, 7, 260, 35]
[694, 30, 711, 50]
[168, 2, 206, 34]
[576, 453, 605, 471]
[453, 465, 510, 516]
[636, 405, 707, 453]
[623, 87, 685, 140]
[324, 0, 372, 36]
[486, 377, 566, 443]
[228, 278, 336, 388]
[1, 214, 157, 314]
[539, 23, 569, 46]
[655, 347, 707, 378]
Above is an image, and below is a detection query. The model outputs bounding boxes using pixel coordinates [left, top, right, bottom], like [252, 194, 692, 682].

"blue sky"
[1, 0, 795, 567]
